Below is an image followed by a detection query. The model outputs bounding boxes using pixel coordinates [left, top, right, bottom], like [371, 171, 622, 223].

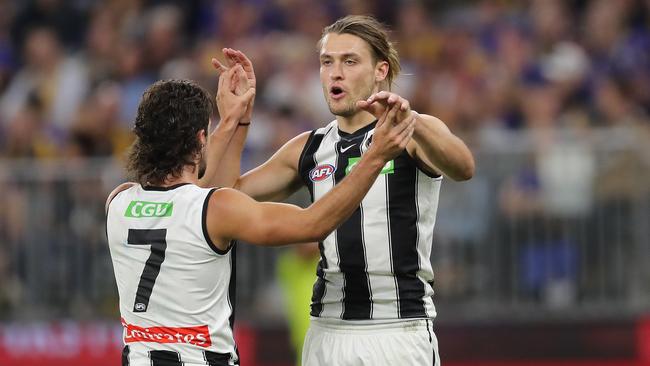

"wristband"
[238, 122, 251, 126]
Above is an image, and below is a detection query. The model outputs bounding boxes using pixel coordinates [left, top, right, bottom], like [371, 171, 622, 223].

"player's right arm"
[207, 106, 416, 247]
[232, 131, 310, 201]
[202, 49, 257, 188]
[206, 49, 306, 201]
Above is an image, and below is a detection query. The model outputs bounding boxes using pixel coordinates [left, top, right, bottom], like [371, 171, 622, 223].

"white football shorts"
[302, 318, 440, 366]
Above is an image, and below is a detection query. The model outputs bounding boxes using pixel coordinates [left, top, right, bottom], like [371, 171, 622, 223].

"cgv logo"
[125, 201, 174, 218]
[309, 164, 336, 182]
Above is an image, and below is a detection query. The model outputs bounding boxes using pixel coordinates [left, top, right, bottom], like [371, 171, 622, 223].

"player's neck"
[153, 165, 198, 188]
[336, 110, 376, 134]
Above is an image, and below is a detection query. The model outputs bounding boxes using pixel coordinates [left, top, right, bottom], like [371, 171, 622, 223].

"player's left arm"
[408, 112, 474, 181]
[359, 91, 474, 181]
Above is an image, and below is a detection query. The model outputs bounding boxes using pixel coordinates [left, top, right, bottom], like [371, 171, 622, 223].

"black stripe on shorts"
[121, 345, 129, 366]
[204, 350, 233, 366]
[150, 350, 181, 366]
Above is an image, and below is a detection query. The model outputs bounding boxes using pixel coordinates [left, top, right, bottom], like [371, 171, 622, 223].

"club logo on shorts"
[309, 164, 336, 182]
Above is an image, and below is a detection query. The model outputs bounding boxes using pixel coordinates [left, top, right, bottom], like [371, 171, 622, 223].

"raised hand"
[212, 48, 256, 123]
[356, 91, 411, 122]
[365, 104, 416, 162]
[216, 65, 255, 126]
[225, 48, 256, 91]
[199, 54, 255, 188]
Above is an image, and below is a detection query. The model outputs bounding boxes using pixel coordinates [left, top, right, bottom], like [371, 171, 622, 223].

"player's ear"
[197, 128, 207, 146]
[375, 60, 389, 83]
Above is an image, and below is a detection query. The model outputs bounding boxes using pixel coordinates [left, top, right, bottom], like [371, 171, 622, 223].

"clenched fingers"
[374, 104, 391, 130]
[377, 103, 399, 132]
[367, 91, 410, 113]
[391, 111, 415, 137]
[396, 115, 416, 149]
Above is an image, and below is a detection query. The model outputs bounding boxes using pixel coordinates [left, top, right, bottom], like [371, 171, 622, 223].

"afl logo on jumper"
[310, 164, 336, 182]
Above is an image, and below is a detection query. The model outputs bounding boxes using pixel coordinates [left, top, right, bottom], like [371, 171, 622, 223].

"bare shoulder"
[288, 130, 313, 145]
[208, 187, 251, 211]
[105, 182, 136, 213]
[205, 187, 246, 249]
[283, 130, 313, 155]
[210, 187, 239, 202]
[206, 187, 257, 236]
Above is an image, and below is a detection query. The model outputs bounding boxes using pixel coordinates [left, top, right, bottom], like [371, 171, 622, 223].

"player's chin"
[330, 106, 356, 117]
[328, 101, 356, 117]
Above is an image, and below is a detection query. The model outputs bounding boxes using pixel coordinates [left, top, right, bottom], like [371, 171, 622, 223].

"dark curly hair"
[126, 79, 214, 186]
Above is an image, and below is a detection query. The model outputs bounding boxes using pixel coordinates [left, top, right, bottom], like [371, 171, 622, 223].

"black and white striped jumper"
[298, 120, 442, 321]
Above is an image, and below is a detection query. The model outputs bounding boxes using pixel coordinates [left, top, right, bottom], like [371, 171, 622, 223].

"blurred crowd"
[0, 0, 648, 162]
[1, 0, 650, 320]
